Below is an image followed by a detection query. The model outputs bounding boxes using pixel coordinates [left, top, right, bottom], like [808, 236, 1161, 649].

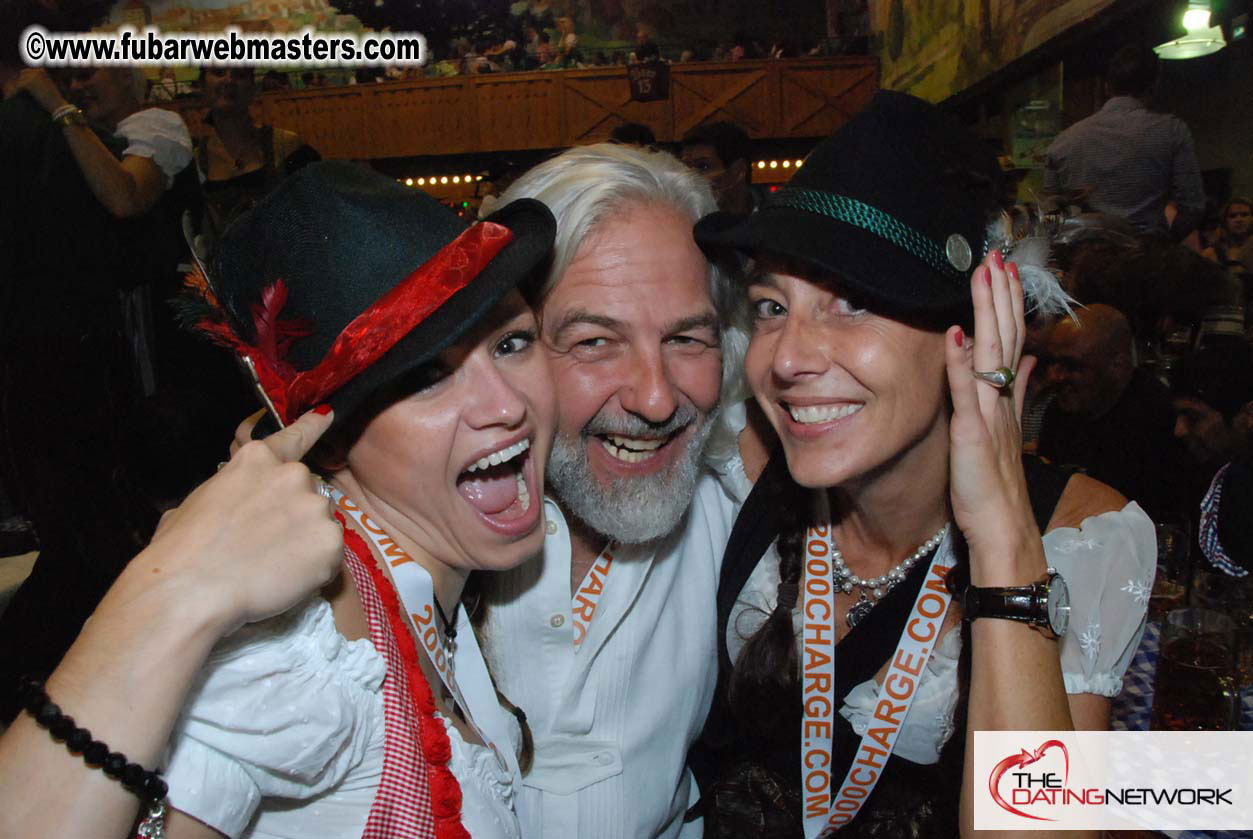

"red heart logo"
[988, 740, 1069, 821]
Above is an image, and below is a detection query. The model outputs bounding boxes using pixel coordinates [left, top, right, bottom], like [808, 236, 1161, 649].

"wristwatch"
[961, 569, 1069, 639]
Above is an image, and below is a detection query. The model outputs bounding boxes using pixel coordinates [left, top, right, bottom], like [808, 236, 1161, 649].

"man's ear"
[728, 158, 748, 187]
[1109, 347, 1135, 381]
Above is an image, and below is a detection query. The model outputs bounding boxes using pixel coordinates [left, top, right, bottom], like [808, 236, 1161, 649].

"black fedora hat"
[694, 91, 1004, 319]
[188, 160, 555, 428]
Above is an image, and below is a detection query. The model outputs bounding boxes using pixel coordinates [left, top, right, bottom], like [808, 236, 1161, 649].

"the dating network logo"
[975, 731, 1249, 831]
[987, 736, 1233, 823]
[988, 739, 1072, 820]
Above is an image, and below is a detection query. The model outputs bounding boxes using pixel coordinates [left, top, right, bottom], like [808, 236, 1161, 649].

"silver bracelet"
[50, 104, 87, 127]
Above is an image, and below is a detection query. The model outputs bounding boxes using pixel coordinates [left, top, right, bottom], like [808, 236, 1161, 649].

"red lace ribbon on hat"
[198, 221, 514, 424]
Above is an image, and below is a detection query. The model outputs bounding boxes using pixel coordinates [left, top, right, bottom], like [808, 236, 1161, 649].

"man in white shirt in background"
[11, 66, 192, 218]
[12, 65, 195, 400]
[481, 143, 752, 838]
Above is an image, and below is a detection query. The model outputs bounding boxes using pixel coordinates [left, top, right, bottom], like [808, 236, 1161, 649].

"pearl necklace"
[835, 524, 949, 628]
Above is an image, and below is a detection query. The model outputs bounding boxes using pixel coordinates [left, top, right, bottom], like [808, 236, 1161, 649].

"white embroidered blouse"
[161, 595, 521, 838]
[727, 503, 1156, 764]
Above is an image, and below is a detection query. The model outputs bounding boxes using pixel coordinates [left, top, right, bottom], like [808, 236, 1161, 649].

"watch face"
[1046, 573, 1070, 636]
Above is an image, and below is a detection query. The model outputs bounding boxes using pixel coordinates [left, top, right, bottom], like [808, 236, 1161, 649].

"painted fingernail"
[954, 328, 964, 347]
[982, 266, 992, 286]
[1007, 262, 1019, 282]
[314, 404, 332, 415]
[991, 249, 1004, 269]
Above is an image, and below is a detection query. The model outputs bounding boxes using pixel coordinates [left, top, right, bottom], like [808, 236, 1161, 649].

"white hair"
[499, 142, 750, 415]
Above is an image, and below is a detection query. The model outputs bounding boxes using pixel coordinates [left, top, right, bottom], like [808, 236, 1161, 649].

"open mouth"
[785, 402, 863, 425]
[596, 430, 683, 465]
[455, 436, 539, 535]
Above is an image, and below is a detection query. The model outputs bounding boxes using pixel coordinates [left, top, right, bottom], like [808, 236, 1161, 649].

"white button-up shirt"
[480, 468, 745, 839]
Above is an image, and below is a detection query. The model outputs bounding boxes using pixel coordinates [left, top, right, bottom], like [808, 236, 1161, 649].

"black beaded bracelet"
[16, 675, 168, 802]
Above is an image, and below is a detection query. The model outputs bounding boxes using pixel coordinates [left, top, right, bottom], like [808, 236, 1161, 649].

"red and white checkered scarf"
[341, 521, 469, 839]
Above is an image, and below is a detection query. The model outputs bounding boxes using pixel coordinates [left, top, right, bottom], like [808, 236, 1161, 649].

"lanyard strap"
[331, 489, 521, 781]
[571, 545, 614, 650]
[800, 527, 956, 838]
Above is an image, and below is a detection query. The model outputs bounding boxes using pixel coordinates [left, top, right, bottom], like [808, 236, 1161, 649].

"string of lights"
[397, 175, 486, 187]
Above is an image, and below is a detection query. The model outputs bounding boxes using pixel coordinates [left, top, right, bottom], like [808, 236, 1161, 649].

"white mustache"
[582, 406, 697, 440]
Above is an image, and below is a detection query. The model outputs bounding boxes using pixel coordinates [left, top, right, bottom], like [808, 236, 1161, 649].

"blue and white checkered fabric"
[1111, 621, 1253, 838]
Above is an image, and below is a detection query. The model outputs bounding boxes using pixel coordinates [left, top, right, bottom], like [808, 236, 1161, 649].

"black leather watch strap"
[961, 581, 1053, 635]
[962, 584, 1040, 622]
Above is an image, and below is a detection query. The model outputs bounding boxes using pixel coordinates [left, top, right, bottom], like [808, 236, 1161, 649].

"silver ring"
[973, 367, 1015, 390]
[317, 482, 334, 499]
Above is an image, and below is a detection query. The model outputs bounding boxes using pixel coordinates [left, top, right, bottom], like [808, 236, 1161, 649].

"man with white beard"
[480, 143, 751, 839]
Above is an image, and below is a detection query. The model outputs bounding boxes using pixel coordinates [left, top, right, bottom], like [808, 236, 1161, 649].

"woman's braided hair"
[726, 465, 813, 734]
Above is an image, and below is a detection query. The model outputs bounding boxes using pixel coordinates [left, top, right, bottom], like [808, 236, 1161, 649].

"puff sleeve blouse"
[161, 596, 386, 838]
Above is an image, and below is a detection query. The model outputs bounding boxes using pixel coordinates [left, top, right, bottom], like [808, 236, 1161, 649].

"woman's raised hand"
[142, 407, 343, 633]
[944, 252, 1047, 585]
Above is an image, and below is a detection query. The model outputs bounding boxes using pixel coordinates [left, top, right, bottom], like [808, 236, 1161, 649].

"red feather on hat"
[249, 280, 314, 382]
[177, 267, 312, 422]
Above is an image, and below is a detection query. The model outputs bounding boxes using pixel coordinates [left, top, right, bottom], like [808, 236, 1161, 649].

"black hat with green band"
[693, 90, 1005, 320]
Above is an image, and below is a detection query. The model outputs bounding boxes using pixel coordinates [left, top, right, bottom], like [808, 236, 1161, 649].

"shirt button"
[545, 520, 558, 535]
[549, 614, 565, 628]
[593, 752, 613, 766]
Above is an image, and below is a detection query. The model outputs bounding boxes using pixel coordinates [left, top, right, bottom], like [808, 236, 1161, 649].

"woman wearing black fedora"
[690, 91, 1154, 836]
[0, 161, 557, 839]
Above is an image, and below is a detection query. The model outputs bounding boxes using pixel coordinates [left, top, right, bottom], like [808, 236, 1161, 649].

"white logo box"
[973, 730, 1253, 831]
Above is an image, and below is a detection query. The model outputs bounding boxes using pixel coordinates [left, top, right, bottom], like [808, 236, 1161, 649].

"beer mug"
[1152, 608, 1240, 731]
[1192, 570, 1253, 689]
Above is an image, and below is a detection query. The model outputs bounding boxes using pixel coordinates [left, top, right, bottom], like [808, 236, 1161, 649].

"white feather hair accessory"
[985, 212, 1076, 317]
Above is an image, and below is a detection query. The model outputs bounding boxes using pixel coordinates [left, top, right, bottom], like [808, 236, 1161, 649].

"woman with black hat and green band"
[0, 161, 557, 839]
[689, 91, 1154, 837]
